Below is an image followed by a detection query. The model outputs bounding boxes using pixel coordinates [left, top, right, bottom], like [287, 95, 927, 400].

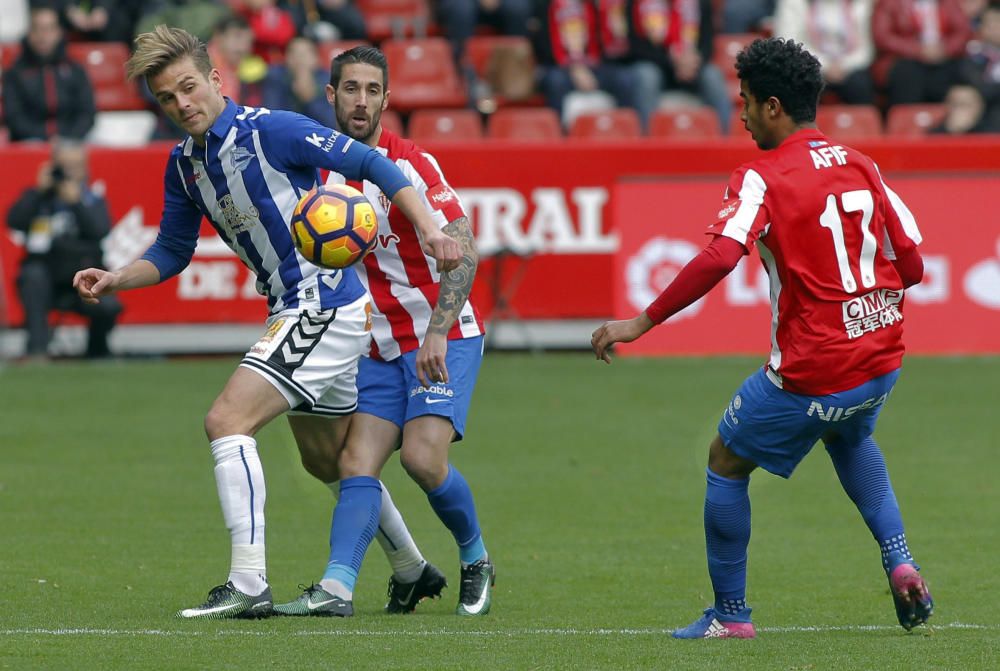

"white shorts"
[239, 295, 372, 416]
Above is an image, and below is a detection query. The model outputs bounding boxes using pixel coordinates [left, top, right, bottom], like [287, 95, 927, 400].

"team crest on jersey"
[427, 184, 456, 211]
[218, 194, 260, 235]
[230, 146, 255, 173]
[378, 191, 391, 213]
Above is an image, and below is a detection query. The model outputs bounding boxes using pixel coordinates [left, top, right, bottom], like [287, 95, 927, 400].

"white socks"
[327, 480, 426, 583]
[211, 435, 268, 596]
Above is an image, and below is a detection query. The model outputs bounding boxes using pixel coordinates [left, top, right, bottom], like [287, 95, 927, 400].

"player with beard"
[275, 47, 494, 617]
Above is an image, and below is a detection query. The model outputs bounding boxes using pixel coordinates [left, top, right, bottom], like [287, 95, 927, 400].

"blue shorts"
[356, 335, 484, 441]
[718, 367, 900, 478]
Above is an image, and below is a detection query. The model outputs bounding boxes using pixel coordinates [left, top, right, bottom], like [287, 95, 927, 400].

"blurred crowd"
[0, 0, 998, 141]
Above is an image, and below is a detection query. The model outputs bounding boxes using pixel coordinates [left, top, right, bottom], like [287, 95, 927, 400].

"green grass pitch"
[1, 354, 998, 670]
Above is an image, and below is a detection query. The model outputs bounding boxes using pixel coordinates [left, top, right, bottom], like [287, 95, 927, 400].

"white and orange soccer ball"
[290, 184, 378, 269]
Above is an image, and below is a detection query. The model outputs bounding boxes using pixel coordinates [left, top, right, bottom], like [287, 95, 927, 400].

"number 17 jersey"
[709, 129, 923, 395]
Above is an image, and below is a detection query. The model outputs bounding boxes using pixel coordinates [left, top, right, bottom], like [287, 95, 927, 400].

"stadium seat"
[380, 38, 467, 112]
[408, 108, 483, 142]
[356, 0, 434, 42]
[380, 109, 404, 136]
[562, 90, 616, 128]
[86, 110, 157, 147]
[713, 33, 758, 76]
[317, 40, 370, 69]
[463, 35, 542, 111]
[649, 107, 721, 139]
[569, 109, 642, 140]
[66, 43, 146, 111]
[712, 33, 760, 104]
[886, 104, 947, 137]
[486, 108, 562, 140]
[816, 105, 882, 139]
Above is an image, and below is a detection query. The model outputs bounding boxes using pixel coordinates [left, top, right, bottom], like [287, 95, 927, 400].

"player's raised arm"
[591, 232, 748, 363]
[280, 117, 460, 272]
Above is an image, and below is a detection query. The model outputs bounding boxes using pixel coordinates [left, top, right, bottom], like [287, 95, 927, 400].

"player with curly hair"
[592, 37, 933, 638]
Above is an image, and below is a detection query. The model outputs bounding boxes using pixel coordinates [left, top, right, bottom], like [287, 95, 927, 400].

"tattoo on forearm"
[428, 216, 478, 335]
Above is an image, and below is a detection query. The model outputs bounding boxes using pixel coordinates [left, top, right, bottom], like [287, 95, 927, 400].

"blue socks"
[427, 465, 487, 565]
[323, 476, 382, 594]
[825, 436, 909, 571]
[704, 468, 751, 617]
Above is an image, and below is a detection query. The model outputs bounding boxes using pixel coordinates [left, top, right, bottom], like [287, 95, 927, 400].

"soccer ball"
[290, 184, 378, 269]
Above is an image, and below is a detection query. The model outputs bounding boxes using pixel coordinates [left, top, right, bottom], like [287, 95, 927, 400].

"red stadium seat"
[317, 40, 371, 69]
[381, 38, 467, 112]
[463, 34, 542, 109]
[713, 33, 759, 81]
[464, 35, 533, 79]
[486, 108, 562, 140]
[816, 105, 882, 139]
[380, 109, 404, 136]
[356, 0, 434, 42]
[569, 109, 641, 140]
[408, 108, 483, 142]
[886, 104, 947, 137]
[66, 42, 146, 111]
[649, 107, 721, 139]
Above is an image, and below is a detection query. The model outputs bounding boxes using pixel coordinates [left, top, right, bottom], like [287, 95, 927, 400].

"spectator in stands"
[873, 0, 973, 108]
[959, 0, 988, 28]
[620, 0, 733, 134]
[960, 0, 1000, 120]
[533, 0, 640, 127]
[0, 0, 30, 44]
[236, 0, 298, 65]
[1, 5, 95, 142]
[262, 35, 338, 127]
[594, 0, 661, 131]
[286, 0, 367, 42]
[930, 81, 1000, 130]
[774, 0, 877, 105]
[208, 15, 266, 105]
[57, 0, 144, 44]
[437, 0, 533, 62]
[135, 0, 232, 42]
[720, 0, 775, 33]
[8, 140, 122, 360]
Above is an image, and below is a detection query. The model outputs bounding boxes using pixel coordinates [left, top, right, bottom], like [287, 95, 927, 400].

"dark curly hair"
[735, 38, 824, 124]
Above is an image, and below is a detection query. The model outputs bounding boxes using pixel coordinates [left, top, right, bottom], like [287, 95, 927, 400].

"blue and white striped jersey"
[141, 99, 410, 314]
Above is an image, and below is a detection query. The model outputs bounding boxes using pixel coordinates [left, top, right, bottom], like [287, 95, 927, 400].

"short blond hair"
[126, 24, 212, 82]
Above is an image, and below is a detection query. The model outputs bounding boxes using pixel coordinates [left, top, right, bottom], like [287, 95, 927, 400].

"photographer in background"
[8, 141, 122, 361]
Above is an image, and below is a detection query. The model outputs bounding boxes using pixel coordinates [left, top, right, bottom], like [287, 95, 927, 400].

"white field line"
[0, 623, 994, 637]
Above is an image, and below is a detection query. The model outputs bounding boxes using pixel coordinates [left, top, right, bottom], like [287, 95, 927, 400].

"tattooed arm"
[414, 216, 479, 387]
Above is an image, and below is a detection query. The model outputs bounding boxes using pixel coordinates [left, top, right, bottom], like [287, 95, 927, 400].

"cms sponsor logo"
[806, 393, 889, 422]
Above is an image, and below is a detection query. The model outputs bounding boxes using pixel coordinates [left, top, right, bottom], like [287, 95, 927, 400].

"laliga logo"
[964, 237, 1000, 309]
[626, 237, 706, 318]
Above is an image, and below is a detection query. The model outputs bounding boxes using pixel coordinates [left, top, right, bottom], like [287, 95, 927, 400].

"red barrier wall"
[1, 138, 998, 350]
[613, 176, 1000, 355]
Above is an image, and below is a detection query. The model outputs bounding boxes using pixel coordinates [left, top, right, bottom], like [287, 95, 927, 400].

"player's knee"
[204, 403, 247, 441]
[301, 452, 339, 482]
[708, 435, 755, 479]
[399, 448, 447, 491]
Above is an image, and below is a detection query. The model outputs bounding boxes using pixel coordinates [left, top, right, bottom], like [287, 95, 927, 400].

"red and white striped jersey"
[326, 129, 484, 361]
[709, 128, 922, 395]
